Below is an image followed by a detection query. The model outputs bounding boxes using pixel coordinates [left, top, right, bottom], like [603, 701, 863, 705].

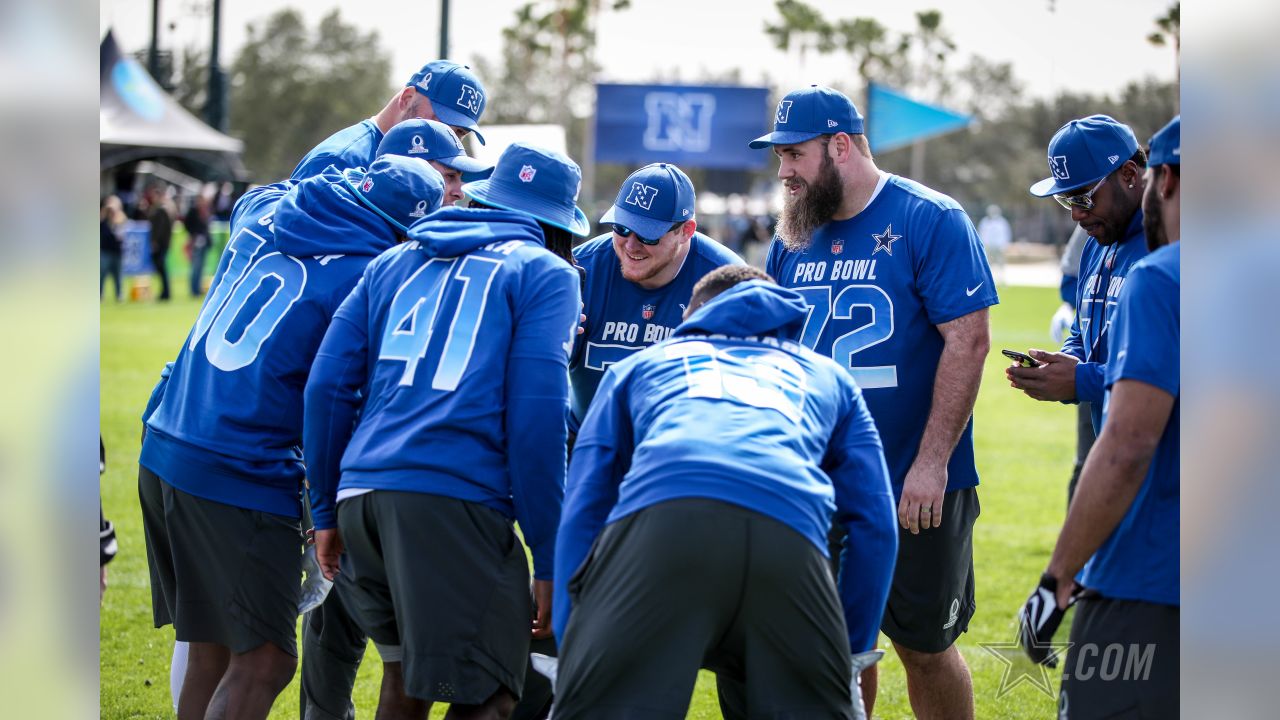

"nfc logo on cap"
[1049, 155, 1070, 180]
[624, 183, 659, 211]
[457, 85, 483, 115]
[409, 135, 428, 154]
[776, 100, 793, 124]
[642, 92, 716, 153]
[410, 200, 429, 218]
[519, 165, 536, 183]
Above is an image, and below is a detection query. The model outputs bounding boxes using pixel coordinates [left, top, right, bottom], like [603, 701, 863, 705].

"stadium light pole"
[148, 0, 161, 81]
[205, 0, 227, 132]
[440, 0, 450, 59]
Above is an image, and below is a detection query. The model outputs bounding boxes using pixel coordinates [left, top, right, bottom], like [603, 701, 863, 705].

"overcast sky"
[100, 0, 1177, 101]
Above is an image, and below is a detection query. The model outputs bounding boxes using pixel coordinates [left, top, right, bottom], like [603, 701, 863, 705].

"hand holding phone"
[1002, 349, 1039, 368]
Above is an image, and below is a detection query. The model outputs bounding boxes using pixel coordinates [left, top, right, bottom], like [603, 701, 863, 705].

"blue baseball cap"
[599, 163, 696, 241]
[1148, 115, 1180, 167]
[406, 60, 487, 145]
[1030, 114, 1140, 197]
[377, 119, 493, 181]
[462, 142, 591, 237]
[341, 154, 445, 233]
[749, 85, 865, 149]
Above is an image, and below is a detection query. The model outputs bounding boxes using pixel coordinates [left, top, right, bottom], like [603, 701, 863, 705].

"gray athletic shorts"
[337, 491, 532, 705]
[555, 498, 854, 720]
[1059, 594, 1179, 719]
[880, 487, 979, 654]
[138, 464, 303, 655]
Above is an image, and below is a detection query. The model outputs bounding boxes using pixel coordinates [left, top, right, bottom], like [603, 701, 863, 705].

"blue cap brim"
[436, 154, 494, 182]
[598, 205, 675, 241]
[429, 102, 486, 145]
[340, 171, 411, 233]
[748, 129, 824, 149]
[463, 180, 591, 237]
[1029, 171, 1108, 198]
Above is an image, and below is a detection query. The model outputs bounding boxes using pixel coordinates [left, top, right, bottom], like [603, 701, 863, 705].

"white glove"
[850, 649, 885, 720]
[298, 545, 334, 615]
[1050, 303, 1074, 345]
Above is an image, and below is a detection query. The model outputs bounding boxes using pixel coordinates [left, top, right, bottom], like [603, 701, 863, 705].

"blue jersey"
[303, 207, 580, 579]
[766, 174, 997, 492]
[1082, 243, 1180, 606]
[569, 231, 742, 430]
[555, 280, 898, 651]
[141, 170, 404, 518]
[1063, 211, 1149, 431]
[291, 119, 383, 180]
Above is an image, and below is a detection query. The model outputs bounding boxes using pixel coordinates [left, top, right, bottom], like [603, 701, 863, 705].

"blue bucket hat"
[1030, 114, 1140, 197]
[341, 154, 445, 233]
[377, 118, 493, 181]
[462, 143, 591, 237]
[406, 60, 487, 145]
[599, 163, 696, 241]
[1148, 115, 1180, 167]
[749, 85, 865, 149]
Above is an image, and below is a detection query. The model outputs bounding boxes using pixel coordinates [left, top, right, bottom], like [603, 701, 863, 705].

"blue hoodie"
[554, 280, 898, 652]
[141, 172, 404, 518]
[303, 206, 581, 579]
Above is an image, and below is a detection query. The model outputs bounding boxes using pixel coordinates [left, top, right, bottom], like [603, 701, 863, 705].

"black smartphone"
[1002, 349, 1038, 368]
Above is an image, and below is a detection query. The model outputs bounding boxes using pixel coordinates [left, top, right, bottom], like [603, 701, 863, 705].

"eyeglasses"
[611, 221, 684, 246]
[1053, 175, 1108, 211]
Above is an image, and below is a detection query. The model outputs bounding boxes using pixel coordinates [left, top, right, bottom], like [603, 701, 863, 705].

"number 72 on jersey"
[793, 284, 898, 389]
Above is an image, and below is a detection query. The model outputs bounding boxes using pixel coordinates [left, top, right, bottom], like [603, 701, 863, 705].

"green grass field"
[100, 282, 1072, 719]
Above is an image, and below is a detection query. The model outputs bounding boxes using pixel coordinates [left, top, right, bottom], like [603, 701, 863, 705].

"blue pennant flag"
[866, 83, 972, 153]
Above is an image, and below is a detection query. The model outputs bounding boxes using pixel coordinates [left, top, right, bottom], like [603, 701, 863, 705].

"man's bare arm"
[898, 308, 990, 533]
[1045, 378, 1175, 606]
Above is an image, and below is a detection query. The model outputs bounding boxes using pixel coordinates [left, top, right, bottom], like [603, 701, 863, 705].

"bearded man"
[750, 84, 997, 720]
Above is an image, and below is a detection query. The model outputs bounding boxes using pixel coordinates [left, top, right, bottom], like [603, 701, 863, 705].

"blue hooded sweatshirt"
[554, 280, 899, 652]
[141, 172, 404, 518]
[303, 206, 581, 579]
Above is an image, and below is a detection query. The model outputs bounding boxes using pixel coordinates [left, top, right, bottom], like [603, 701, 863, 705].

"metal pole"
[439, 0, 450, 58]
[148, 0, 161, 80]
[206, 0, 226, 131]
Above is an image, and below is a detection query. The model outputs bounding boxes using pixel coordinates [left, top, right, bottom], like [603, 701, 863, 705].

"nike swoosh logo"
[966, 283, 984, 296]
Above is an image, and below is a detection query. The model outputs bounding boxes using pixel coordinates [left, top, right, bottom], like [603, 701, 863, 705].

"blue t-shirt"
[555, 280, 897, 651]
[766, 174, 998, 492]
[141, 173, 403, 518]
[291, 119, 383, 180]
[569, 231, 742, 430]
[1062, 210, 1149, 432]
[1081, 242, 1180, 606]
[303, 207, 581, 579]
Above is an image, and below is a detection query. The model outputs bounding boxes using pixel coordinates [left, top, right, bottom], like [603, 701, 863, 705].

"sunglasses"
[611, 221, 684, 246]
[1053, 175, 1108, 211]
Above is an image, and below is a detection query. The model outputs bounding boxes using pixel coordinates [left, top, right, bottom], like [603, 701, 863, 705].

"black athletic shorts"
[337, 491, 532, 705]
[1059, 594, 1179, 719]
[138, 465, 303, 655]
[880, 486, 979, 654]
[555, 498, 854, 720]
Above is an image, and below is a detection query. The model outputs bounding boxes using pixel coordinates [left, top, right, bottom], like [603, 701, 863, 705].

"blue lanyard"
[1086, 244, 1119, 362]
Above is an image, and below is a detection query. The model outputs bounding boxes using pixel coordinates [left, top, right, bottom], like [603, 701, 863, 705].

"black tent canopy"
[100, 30, 245, 180]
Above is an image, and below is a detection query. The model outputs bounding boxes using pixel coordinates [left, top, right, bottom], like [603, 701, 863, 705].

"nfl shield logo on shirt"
[642, 304, 656, 320]
[831, 237, 845, 255]
[519, 165, 536, 183]
[361, 177, 374, 193]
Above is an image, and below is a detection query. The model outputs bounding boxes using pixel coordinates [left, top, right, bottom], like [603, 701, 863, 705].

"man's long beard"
[777, 156, 843, 252]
